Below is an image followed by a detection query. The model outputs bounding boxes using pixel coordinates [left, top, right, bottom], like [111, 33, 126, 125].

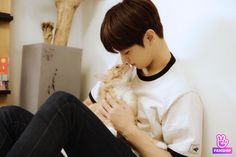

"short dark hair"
[100, 0, 164, 53]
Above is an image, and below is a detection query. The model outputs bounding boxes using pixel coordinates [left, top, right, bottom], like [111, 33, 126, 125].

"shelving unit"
[0, 12, 13, 22]
[0, 90, 11, 95]
[0, 0, 12, 105]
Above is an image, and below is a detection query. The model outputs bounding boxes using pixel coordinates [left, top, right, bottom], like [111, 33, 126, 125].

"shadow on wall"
[183, 19, 236, 156]
[80, 0, 104, 37]
[79, 0, 121, 100]
[79, 0, 110, 100]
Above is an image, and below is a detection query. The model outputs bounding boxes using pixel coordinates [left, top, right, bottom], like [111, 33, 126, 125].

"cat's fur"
[89, 63, 137, 136]
[88, 63, 167, 150]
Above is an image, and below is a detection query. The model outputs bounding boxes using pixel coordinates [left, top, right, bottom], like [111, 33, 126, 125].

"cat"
[88, 63, 137, 136]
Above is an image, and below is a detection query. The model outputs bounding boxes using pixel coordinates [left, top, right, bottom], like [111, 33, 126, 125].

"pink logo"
[216, 134, 229, 148]
[212, 134, 232, 154]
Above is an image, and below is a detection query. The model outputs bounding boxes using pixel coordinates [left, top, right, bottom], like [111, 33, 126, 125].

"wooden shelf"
[0, 12, 13, 22]
[0, 90, 11, 95]
[0, 0, 11, 105]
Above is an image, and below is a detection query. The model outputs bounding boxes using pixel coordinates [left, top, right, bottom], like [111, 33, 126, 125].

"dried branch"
[53, 0, 81, 46]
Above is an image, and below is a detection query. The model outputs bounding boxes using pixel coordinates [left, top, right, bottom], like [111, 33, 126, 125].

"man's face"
[119, 44, 153, 69]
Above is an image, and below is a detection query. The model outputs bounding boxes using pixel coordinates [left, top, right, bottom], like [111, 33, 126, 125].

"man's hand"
[94, 105, 112, 126]
[99, 93, 136, 135]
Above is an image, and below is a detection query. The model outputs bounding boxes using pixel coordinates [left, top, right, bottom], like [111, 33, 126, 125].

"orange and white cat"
[89, 63, 137, 136]
[88, 63, 168, 150]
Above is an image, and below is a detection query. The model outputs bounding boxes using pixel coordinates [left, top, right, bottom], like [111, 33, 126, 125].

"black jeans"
[0, 91, 137, 157]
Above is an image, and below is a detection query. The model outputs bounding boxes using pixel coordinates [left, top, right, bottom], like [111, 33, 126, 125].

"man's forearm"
[123, 126, 172, 157]
[83, 97, 93, 106]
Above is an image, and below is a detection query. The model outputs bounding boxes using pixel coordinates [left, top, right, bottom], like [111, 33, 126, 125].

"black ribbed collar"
[137, 53, 176, 81]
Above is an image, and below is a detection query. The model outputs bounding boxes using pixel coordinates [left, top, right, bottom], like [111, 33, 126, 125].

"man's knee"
[42, 91, 82, 112]
[0, 106, 25, 119]
[49, 91, 78, 104]
[0, 105, 33, 128]
[0, 105, 21, 113]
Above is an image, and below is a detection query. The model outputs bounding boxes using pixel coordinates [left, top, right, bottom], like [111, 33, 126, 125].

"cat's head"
[96, 63, 134, 85]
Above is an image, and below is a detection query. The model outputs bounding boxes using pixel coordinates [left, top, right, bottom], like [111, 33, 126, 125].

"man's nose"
[121, 55, 130, 64]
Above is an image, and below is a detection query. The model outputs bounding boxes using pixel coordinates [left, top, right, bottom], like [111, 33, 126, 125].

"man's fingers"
[106, 93, 119, 108]
[102, 99, 113, 111]
[98, 102, 111, 119]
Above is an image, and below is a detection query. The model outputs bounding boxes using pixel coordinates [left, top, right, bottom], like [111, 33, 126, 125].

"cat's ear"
[94, 73, 107, 81]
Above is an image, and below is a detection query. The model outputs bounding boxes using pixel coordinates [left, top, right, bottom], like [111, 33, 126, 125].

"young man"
[0, 0, 202, 157]
[86, 0, 203, 156]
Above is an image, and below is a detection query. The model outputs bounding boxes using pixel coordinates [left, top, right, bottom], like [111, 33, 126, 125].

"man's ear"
[144, 29, 156, 42]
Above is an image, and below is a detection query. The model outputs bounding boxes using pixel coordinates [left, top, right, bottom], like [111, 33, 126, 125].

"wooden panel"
[0, 0, 11, 105]
[0, 95, 7, 105]
[0, 22, 9, 57]
[0, 0, 11, 13]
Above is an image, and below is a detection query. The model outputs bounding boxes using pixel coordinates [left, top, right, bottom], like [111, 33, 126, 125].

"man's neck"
[143, 39, 171, 76]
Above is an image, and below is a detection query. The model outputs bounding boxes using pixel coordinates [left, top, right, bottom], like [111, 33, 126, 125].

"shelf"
[0, 90, 11, 95]
[0, 12, 13, 22]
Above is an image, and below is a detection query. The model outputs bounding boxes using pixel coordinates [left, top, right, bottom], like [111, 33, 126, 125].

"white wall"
[9, 0, 236, 156]
[156, 0, 236, 156]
